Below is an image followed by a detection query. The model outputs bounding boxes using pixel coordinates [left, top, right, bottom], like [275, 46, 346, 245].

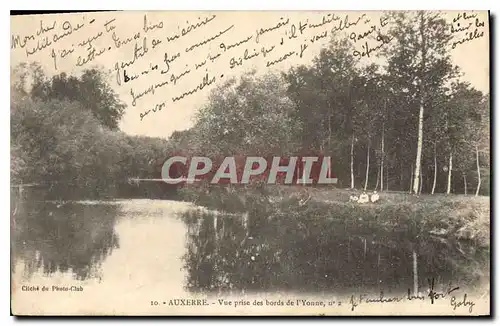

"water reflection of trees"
[12, 198, 120, 281]
[181, 200, 489, 294]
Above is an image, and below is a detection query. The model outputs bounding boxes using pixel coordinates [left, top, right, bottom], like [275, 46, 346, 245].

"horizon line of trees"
[169, 11, 490, 196]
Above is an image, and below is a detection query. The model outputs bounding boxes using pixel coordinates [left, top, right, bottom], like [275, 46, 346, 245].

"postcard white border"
[2, 1, 497, 325]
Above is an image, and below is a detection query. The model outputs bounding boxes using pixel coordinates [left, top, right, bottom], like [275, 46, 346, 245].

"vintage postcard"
[10, 10, 490, 316]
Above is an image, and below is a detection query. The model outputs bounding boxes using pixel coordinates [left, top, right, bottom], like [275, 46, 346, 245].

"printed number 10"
[151, 301, 159, 306]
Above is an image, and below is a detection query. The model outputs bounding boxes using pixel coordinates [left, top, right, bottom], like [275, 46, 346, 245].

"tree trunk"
[363, 237, 367, 260]
[413, 250, 418, 296]
[413, 90, 425, 194]
[386, 165, 389, 191]
[350, 135, 355, 189]
[431, 142, 437, 194]
[419, 171, 423, 195]
[375, 165, 380, 191]
[381, 123, 385, 191]
[364, 141, 370, 191]
[446, 152, 453, 195]
[475, 145, 481, 196]
[413, 11, 427, 195]
[409, 164, 414, 193]
[463, 174, 467, 195]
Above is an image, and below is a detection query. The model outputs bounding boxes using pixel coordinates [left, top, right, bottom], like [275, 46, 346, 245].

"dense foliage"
[172, 12, 490, 196]
[11, 63, 171, 199]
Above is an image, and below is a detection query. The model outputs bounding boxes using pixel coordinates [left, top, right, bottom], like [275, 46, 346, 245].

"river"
[11, 198, 490, 315]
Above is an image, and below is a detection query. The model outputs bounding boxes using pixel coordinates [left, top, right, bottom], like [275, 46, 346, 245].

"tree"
[11, 63, 169, 199]
[355, 64, 389, 191]
[443, 82, 485, 195]
[285, 38, 362, 188]
[13, 63, 126, 130]
[383, 11, 457, 194]
[192, 71, 302, 158]
[474, 94, 490, 196]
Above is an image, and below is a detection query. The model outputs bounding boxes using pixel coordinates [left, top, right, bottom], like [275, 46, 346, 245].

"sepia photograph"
[9, 9, 490, 316]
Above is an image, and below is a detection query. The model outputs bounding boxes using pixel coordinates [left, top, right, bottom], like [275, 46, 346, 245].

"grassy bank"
[177, 186, 489, 240]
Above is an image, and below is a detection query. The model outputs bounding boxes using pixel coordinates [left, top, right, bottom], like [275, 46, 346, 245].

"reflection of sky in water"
[12, 200, 192, 293]
[12, 201, 121, 281]
[12, 199, 489, 297]
[11, 199, 198, 315]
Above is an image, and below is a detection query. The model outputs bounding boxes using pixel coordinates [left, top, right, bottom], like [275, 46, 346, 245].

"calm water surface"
[12, 198, 489, 298]
[12, 199, 190, 291]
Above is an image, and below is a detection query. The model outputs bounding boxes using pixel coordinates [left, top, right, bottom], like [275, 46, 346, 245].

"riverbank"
[176, 186, 490, 243]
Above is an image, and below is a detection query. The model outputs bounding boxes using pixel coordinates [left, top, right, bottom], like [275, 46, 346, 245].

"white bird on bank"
[349, 195, 359, 202]
[370, 191, 380, 203]
[358, 192, 369, 204]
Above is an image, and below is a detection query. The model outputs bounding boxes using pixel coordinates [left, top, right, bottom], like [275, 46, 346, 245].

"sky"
[10, 11, 489, 139]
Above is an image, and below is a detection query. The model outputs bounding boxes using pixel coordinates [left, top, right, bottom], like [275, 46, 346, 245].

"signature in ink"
[450, 293, 476, 313]
[427, 278, 460, 304]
